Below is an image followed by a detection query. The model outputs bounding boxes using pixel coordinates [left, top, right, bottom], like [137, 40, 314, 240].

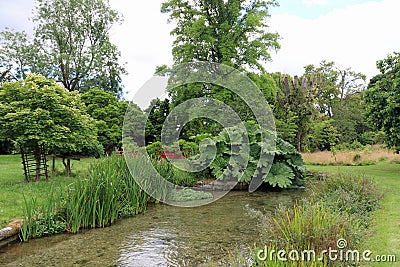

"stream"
[0, 190, 304, 266]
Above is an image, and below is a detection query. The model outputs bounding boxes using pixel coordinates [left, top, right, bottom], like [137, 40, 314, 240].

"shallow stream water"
[0, 190, 304, 266]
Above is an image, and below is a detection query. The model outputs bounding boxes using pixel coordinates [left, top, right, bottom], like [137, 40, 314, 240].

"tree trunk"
[296, 130, 305, 153]
[62, 157, 71, 176]
[0, 219, 23, 242]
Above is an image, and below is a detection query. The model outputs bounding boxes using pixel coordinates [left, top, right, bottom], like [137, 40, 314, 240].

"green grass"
[307, 162, 400, 267]
[0, 154, 93, 227]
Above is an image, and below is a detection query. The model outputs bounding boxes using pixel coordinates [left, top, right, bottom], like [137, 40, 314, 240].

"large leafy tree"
[273, 74, 316, 152]
[0, 30, 35, 84]
[161, 0, 280, 137]
[0, 0, 126, 96]
[365, 52, 400, 152]
[0, 74, 103, 178]
[81, 88, 128, 154]
[145, 98, 171, 144]
[161, 0, 280, 70]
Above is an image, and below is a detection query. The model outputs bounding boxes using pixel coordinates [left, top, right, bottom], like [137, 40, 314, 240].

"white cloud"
[109, 0, 174, 104]
[267, 0, 400, 81]
[1, 0, 399, 106]
[302, 0, 328, 7]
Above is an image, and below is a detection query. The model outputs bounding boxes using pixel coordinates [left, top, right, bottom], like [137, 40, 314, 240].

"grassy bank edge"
[307, 162, 400, 267]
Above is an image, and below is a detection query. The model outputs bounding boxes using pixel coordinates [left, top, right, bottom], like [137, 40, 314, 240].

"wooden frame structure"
[20, 144, 49, 181]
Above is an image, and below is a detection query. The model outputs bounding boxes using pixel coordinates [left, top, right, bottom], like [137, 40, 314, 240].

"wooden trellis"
[20, 145, 49, 182]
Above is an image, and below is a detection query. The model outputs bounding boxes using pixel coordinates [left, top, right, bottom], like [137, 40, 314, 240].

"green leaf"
[262, 162, 294, 188]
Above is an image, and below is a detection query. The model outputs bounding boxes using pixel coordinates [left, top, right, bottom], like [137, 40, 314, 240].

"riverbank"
[307, 162, 400, 267]
[1, 155, 399, 266]
[0, 155, 92, 228]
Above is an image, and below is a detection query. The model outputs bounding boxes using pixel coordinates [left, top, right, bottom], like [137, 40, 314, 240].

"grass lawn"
[307, 162, 400, 267]
[0, 154, 93, 227]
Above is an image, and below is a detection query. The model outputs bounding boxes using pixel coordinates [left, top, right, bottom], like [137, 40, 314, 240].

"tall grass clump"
[264, 202, 358, 251]
[310, 173, 382, 228]
[19, 155, 153, 240]
[20, 190, 65, 241]
[236, 173, 382, 266]
[63, 155, 150, 233]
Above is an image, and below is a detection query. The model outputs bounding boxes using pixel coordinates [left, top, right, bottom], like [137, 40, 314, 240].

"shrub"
[352, 153, 361, 162]
[203, 122, 306, 189]
[151, 159, 199, 187]
[310, 173, 382, 228]
[146, 141, 163, 159]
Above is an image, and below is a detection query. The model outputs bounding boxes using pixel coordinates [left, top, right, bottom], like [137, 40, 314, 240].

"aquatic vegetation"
[21, 155, 152, 239]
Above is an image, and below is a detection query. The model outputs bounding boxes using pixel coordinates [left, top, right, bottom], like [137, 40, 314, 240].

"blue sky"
[0, 0, 399, 104]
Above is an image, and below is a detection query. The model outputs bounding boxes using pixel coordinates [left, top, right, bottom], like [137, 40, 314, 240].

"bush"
[263, 202, 359, 255]
[236, 173, 382, 266]
[310, 173, 382, 228]
[360, 131, 385, 145]
[146, 140, 199, 159]
[203, 122, 306, 189]
[146, 141, 163, 159]
[151, 159, 200, 187]
[335, 141, 364, 151]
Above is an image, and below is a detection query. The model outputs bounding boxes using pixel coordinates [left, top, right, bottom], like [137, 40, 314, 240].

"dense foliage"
[273, 61, 368, 152]
[21, 156, 150, 240]
[195, 122, 306, 188]
[364, 52, 400, 152]
[0, 74, 102, 176]
[0, 0, 126, 96]
[81, 88, 128, 154]
[161, 0, 279, 70]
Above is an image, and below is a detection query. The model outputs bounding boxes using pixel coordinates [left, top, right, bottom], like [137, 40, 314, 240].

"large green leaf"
[262, 162, 294, 188]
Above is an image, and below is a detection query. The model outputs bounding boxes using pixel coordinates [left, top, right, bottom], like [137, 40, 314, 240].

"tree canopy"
[0, 0, 126, 96]
[365, 52, 400, 152]
[81, 88, 128, 154]
[0, 74, 103, 175]
[161, 0, 280, 72]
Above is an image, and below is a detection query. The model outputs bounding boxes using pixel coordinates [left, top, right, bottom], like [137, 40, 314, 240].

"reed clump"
[236, 173, 381, 266]
[21, 155, 152, 240]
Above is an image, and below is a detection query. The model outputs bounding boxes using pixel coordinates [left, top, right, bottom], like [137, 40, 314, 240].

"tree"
[303, 61, 366, 117]
[162, 0, 280, 110]
[160, 0, 280, 138]
[161, 0, 280, 71]
[0, 0, 126, 96]
[0, 74, 103, 178]
[145, 98, 170, 144]
[273, 74, 315, 152]
[364, 52, 400, 152]
[0, 29, 35, 84]
[81, 88, 128, 154]
[332, 92, 370, 145]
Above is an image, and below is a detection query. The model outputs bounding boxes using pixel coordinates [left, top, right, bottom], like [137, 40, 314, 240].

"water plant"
[203, 122, 306, 188]
[20, 189, 65, 241]
[20, 155, 152, 239]
[235, 173, 382, 266]
[63, 155, 149, 233]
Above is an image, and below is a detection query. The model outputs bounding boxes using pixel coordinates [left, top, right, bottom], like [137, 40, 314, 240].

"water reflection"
[0, 190, 304, 266]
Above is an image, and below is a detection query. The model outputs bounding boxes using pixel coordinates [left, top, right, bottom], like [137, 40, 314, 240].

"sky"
[0, 0, 399, 104]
